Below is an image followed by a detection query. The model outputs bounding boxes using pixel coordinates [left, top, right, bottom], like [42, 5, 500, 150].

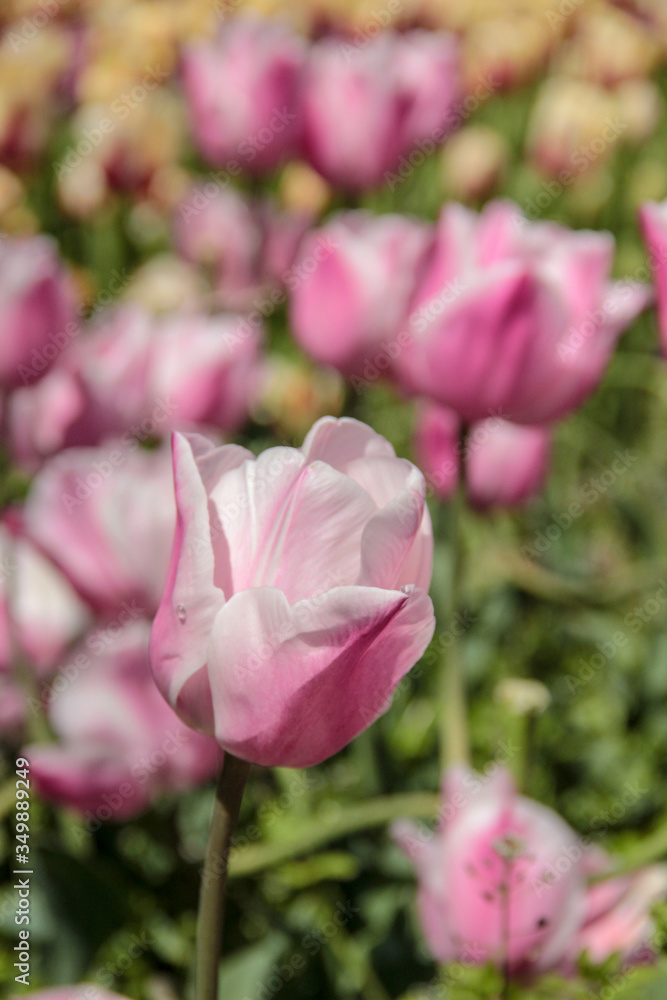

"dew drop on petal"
[177, 604, 187, 623]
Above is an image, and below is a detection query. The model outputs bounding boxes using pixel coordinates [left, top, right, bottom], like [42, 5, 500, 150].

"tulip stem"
[440, 427, 471, 768]
[196, 753, 251, 1000]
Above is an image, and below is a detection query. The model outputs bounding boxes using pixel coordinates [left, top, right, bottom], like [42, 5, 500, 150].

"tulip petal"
[149, 433, 246, 732]
[206, 584, 435, 767]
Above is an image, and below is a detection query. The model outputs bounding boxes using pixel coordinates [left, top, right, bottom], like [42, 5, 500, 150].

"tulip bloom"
[394, 766, 588, 975]
[23, 443, 175, 616]
[9, 306, 262, 464]
[290, 211, 431, 375]
[0, 235, 75, 390]
[302, 31, 460, 191]
[563, 853, 667, 969]
[399, 200, 651, 424]
[0, 522, 90, 674]
[25, 621, 218, 821]
[150, 417, 435, 767]
[182, 18, 304, 173]
[10, 990, 128, 1000]
[413, 404, 551, 509]
[639, 199, 667, 355]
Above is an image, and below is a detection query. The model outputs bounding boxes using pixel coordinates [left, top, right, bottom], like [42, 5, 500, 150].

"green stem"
[439, 426, 470, 768]
[228, 792, 438, 877]
[196, 753, 251, 1000]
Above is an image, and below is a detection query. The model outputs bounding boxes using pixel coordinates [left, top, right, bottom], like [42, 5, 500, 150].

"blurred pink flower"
[398, 200, 651, 423]
[394, 766, 588, 975]
[302, 31, 460, 191]
[0, 521, 90, 675]
[0, 235, 75, 390]
[174, 185, 311, 309]
[150, 417, 434, 767]
[23, 443, 175, 616]
[182, 17, 304, 173]
[394, 30, 462, 152]
[10, 989, 129, 1000]
[8, 306, 262, 464]
[639, 199, 667, 356]
[562, 852, 667, 969]
[25, 620, 219, 822]
[290, 211, 431, 374]
[302, 34, 403, 191]
[413, 403, 551, 509]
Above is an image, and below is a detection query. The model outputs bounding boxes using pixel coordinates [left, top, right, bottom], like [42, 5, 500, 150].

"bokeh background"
[2, 0, 667, 998]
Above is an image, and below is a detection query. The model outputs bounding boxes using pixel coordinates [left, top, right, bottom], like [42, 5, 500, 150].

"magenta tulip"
[399, 200, 651, 423]
[150, 417, 435, 767]
[413, 403, 551, 508]
[25, 621, 218, 821]
[394, 766, 588, 974]
[290, 211, 431, 375]
[639, 199, 667, 355]
[302, 31, 460, 191]
[0, 235, 75, 390]
[23, 443, 176, 616]
[182, 18, 304, 173]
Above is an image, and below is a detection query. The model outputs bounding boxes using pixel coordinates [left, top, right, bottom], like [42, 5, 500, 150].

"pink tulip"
[302, 31, 460, 191]
[563, 853, 667, 968]
[23, 443, 175, 616]
[8, 306, 262, 462]
[150, 417, 435, 767]
[7, 367, 87, 470]
[394, 30, 462, 153]
[394, 766, 588, 974]
[0, 673, 28, 745]
[182, 18, 304, 173]
[0, 235, 75, 390]
[0, 521, 90, 674]
[25, 620, 219, 822]
[174, 185, 311, 309]
[639, 199, 667, 355]
[411, 403, 460, 501]
[290, 211, 432, 374]
[399, 200, 651, 424]
[413, 404, 551, 508]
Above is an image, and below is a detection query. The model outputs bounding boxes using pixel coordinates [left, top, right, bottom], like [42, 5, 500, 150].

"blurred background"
[2, 0, 667, 998]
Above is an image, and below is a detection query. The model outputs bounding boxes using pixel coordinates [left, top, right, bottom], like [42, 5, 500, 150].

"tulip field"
[5, 1, 667, 999]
